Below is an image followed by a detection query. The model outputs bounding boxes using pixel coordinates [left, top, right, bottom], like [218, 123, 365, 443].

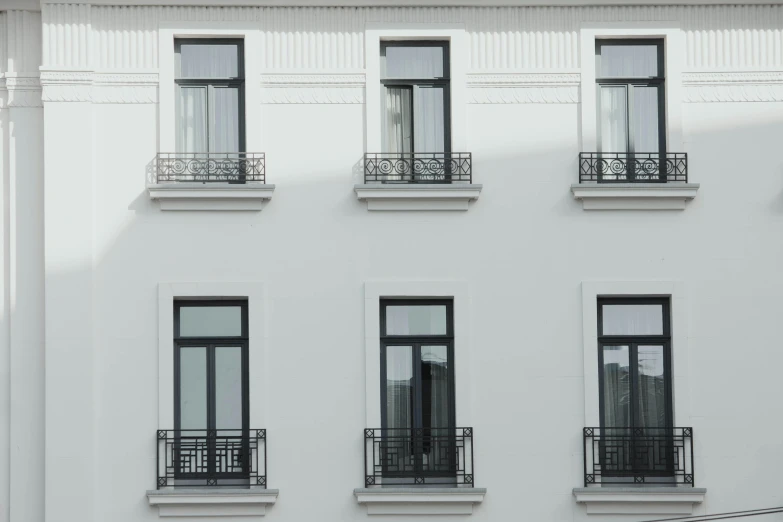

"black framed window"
[380, 42, 451, 157]
[598, 297, 672, 431]
[596, 40, 665, 180]
[174, 300, 249, 435]
[175, 39, 245, 154]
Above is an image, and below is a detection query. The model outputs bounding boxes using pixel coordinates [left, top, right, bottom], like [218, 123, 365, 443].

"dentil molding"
[682, 71, 783, 102]
[39, 69, 159, 103]
[260, 72, 365, 104]
[467, 72, 581, 104]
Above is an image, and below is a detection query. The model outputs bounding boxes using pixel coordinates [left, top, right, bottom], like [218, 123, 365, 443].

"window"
[173, 300, 249, 485]
[381, 42, 450, 157]
[175, 39, 245, 155]
[595, 40, 665, 180]
[597, 297, 674, 481]
[379, 299, 456, 480]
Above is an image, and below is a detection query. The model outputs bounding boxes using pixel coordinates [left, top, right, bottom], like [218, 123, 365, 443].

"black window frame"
[174, 38, 247, 154]
[379, 298, 456, 432]
[380, 41, 452, 157]
[597, 297, 673, 430]
[595, 39, 666, 181]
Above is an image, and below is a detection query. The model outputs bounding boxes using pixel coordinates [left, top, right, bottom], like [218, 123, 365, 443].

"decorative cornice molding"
[467, 72, 580, 103]
[682, 71, 783, 102]
[260, 73, 365, 104]
[3, 75, 43, 108]
[38, 69, 159, 103]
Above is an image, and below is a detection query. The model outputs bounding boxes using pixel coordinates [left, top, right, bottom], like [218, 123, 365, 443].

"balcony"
[583, 426, 694, 486]
[148, 153, 275, 210]
[155, 429, 267, 489]
[356, 153, 481, 210]
[363, 427, 474, 487]
[572, 153, 698, 210]
[356, 427, 484, 515]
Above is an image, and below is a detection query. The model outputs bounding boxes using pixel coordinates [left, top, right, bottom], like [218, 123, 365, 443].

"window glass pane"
[213, 87, 240, 152]
[382, 45, 446, 79]
[177, 86, 207, 154]
[215, 346, 243, 430]
[599, 85, 628, 154]
[179, 347, 207, 431]
[602, 345, 630, 428]
[385, 305, 447, 335]
[414, 85, 446, 154]
[602, 304, 664, 336]
[382, 86, 412, 154]
[637, 345, 667, 428]
[178, 42, 241, 78]
[421, 346, 450, 430]
[179, 306, 243, 337]
[632, 86, 660, 153]
[385, 346, 413, 430]
[597, 43, 661, 78]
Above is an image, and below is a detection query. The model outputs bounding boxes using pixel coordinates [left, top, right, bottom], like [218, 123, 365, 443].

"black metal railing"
[156, 153, 266, 183]
[364, 153, 472, 183]
[364, 427, 474, 487]
[583, 427, 694, 486]
[579, 152, 687, 183]
[156, 429, 267, 488]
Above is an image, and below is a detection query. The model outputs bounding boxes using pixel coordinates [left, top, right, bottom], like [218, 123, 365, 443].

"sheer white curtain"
[414, 86, 445, 155]
[382, 87, 412, 154]
[176, 87, 207, 155]
[214, 87, 240, 153]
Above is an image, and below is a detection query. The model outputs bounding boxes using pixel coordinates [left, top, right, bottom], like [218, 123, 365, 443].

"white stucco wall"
[2, 3, 783, 522]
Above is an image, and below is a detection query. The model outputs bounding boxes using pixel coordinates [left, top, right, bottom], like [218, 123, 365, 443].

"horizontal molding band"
[38, 69, 158, 103]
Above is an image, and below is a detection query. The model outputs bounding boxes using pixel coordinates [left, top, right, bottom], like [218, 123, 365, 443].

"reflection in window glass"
[386, 305, 447, 335]
[602, 304, 663, 336]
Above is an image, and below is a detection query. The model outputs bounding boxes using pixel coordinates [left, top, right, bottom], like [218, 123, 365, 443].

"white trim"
[147, 489, 279, 517]
[157, 283, 267, 431]
[158, 22, 263, 154]
[354, 184, 481, 211]
[148, 183, 275, 211]
[570, 183, 699, 210]
[363, 281, 472, 428]
[364, 23, 469, 159]
[573, 487, 706, 515]
[580, 281, 690, 429]
[579, 23, 685, 156]
[354, 488, 486, 515]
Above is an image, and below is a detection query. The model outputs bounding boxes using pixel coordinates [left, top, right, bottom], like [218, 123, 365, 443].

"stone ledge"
[147, 488, 279, 517]
[570, 183, 700, 210]
[573, 487, 707, 515]
[354, 183, 482, 211]
[354, 487, 486, 515]
[147, 183, 275, 211]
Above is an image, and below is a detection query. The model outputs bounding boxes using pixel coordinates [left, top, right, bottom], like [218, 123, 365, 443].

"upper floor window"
[175, 39, 245, 155]
[380, 42, 450, 157]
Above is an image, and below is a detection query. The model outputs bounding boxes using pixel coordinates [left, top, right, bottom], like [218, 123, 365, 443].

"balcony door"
[596, 40, 665, 181]
[380, 42, 451, 182]
[174, 301, 249, 485]
[380, 300, 456, 480]
[597, 298, 674, 480]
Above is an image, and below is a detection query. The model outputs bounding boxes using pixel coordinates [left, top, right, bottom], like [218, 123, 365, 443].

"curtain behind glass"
[382, 87, 412, 154]
[597, 44, 659, 78]
[179, 347, 208, 432]
[599, 86, 627, 154]
[177, 87, 207, 154]
[382, 45, 445, 79]
[602, 346, 631, 428]
[385, 346, 414, 431]
[179, 42, 241, 79]
[414, 86, 445, 155]
[213, 87, 240, 153]
[636, 346, 667, 428]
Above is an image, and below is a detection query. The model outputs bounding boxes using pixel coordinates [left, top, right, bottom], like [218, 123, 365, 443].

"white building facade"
[1, 0, 783, 520]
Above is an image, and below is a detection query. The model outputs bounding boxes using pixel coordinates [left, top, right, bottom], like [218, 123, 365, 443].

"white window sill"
[147, 183, 275, 211]
[354, 487, 486, 515]
[147, 488, 279, 517]
[573, 487, 706, 515]
[570, 183, 700, 210]
[354, 184, 482, 211]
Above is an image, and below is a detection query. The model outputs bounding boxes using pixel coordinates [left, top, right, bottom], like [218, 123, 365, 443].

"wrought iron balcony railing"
[156, 153, 266, 183]
[364, 427, 474, 487]
[579, 152, 687, 183]
[156, 429, 267, 489]
[583, 427, 694, 486]
[364, 153, 472, 183]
